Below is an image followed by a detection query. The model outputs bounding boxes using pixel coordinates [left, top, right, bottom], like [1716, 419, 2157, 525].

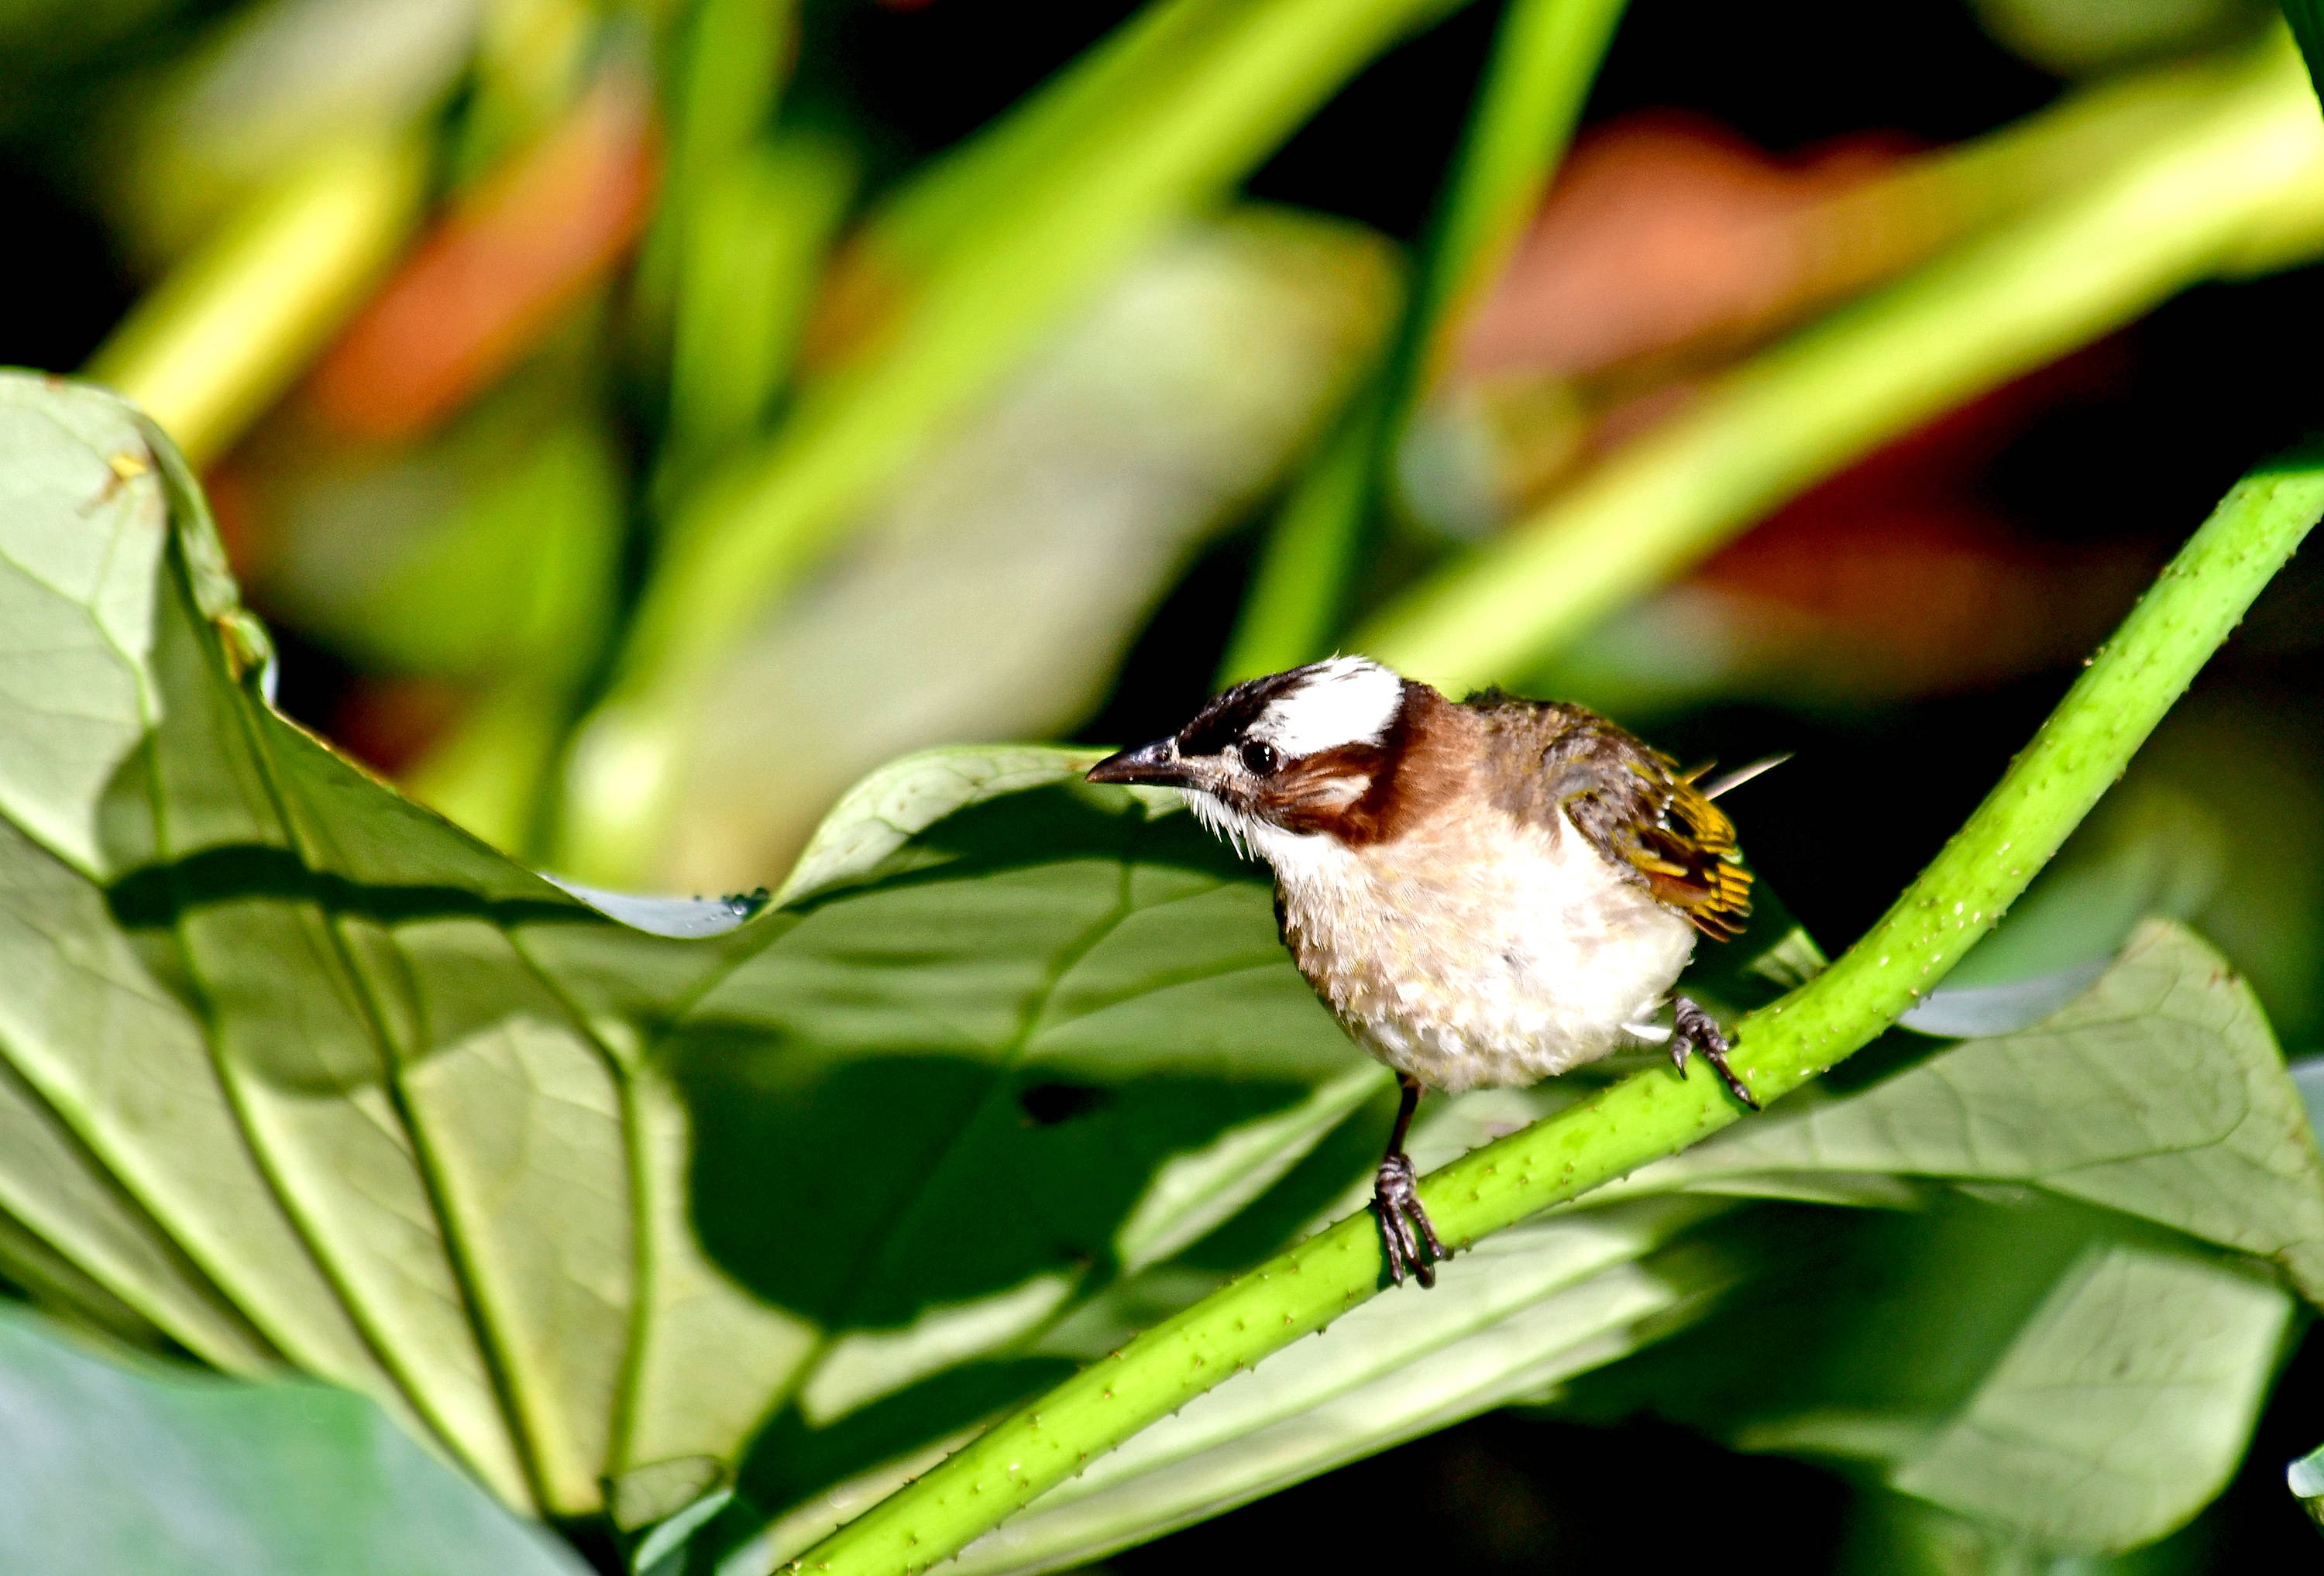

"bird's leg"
[1669, 996, 1760, 1110]
[1373, 1072, 1447, 1288]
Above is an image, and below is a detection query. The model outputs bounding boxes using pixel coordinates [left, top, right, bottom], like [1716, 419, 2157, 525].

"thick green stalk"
[1218, 0, 1625, 682]
[84, 137, 428, 468]
[782, 454, 2324, 1576]
[865, 0, 1239, 273]
[1356, 33, 2324, 692]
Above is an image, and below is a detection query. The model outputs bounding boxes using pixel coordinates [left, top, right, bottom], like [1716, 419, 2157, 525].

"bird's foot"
[1373, 1149, 1447, 1288]
[1669, 995, 1760, 1110]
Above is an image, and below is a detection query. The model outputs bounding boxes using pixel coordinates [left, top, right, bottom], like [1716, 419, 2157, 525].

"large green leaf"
[1552, 918, 2322, 1558]
[0, 372, 1411, 1527]
[1884, 1236, 2287, 1550]
[0, 1300, 584, 1575]
[1587, 1191, 2298, 1558]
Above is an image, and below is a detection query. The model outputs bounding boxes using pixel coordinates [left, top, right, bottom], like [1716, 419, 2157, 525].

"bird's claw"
[1373, 1149, 1447, 1288]
[1669, 995, 1760, 1110]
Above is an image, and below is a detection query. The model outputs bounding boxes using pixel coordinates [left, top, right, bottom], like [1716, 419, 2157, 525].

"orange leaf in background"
[1460, 113, 1910, 383]
[1409, 115, 1940, 521]
[309, 75, 660, 442]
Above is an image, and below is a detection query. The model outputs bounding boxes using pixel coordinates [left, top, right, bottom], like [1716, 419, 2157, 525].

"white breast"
[1252, 809, 1696, 1092]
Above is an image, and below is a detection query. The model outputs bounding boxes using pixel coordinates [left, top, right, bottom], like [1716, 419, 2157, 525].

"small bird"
[1087, 655, 1768, 1288]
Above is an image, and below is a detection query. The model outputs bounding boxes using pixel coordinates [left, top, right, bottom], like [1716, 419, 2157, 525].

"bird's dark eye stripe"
[1241, 740, 1280, 776]
[1178, 669, 1304, 756]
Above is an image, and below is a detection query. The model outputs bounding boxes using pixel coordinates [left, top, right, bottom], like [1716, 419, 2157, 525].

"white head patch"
[1253, 656, 1404, 760]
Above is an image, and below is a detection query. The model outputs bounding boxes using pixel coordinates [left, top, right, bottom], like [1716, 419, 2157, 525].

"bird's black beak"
[1086, 737, 1193, 788]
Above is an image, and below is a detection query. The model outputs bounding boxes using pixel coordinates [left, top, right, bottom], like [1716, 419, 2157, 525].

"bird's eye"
[1239, 740, 1279, 776]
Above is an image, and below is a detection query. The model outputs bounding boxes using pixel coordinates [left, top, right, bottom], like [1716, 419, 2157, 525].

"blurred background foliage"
[12, 0, 2324, 1568]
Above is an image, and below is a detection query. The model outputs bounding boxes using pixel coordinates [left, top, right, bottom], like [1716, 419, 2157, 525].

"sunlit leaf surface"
[0, 374, 1381, 1523]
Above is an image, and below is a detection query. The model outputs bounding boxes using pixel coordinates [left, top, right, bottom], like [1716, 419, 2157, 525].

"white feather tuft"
[1184, 791, 1257, 861]
[1255, 656, 1403, 760]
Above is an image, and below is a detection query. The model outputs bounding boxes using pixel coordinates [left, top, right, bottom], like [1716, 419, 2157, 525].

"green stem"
[1355, 33, 2324, 692]
[781, 452, 2324, 1576]
[84, 137, 428, 469]
[663, 135, 857, 462]
[1215, 399, 1381, 685]
[1218, 0, 1625, 682]
[630, 0, 802, 339]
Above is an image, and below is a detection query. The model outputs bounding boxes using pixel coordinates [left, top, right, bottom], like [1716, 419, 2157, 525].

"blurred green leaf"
[2133, 697, 2324, 1044]
[451, 0, 600, 183]
[1882, 1239, 2288, 1550]
[263, 400, 624, 680]
[1837, 1490, 2217, 1576]
[662, 0, 792, 170]
[1894, 694, 2324, 1048]
[665, 135, 856, 463]
[0, 0, 193, 89]
[602, 209, 1398, 890]
[631, 0, 803, 346]
[249, 375, 631, 852]
[2292, 0, 2324, 101]
[86, 135, 428, 469]
[1216, 405, 1377, 687]
[1621, 1195, 2297, 1559]
[0, 1302, 585, 1576]
[562, 0, 1469, 881]
[1984, 0, 2274, 76]
[1933, 778, 2227, 994]
[1219, 0, 1625, 683]
[858, 0, 1239, 276]
[105, 0, 478, 262]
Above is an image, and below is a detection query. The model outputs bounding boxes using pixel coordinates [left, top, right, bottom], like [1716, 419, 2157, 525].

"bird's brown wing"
[1527, 710, 1755, 941]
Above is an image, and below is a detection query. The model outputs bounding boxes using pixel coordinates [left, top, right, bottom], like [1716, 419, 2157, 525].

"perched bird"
[1087, 656, 1768, 1288]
